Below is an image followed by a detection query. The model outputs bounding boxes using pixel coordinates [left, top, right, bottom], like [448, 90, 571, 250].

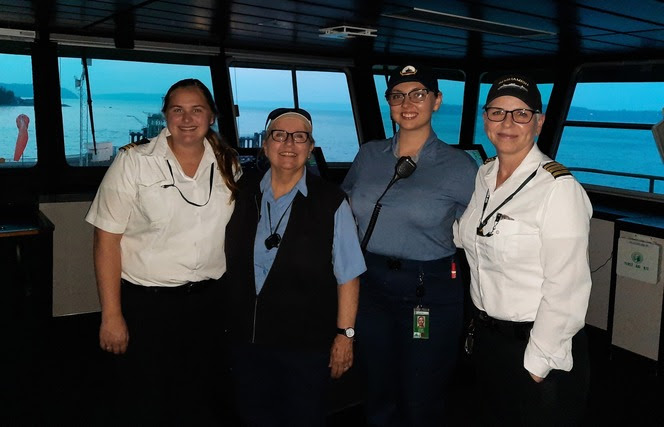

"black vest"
[224, 170, 345, 351]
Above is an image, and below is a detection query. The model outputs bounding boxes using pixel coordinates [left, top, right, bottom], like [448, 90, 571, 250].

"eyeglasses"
[484, 107, 540, 124]
[269, 129, 310, 144]
[385, 88, 430, 106]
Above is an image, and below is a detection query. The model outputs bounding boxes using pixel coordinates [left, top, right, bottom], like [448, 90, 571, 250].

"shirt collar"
[259, 168, 309, 200]
[153, 127, 216, 165]
[484, 143, 543, 186]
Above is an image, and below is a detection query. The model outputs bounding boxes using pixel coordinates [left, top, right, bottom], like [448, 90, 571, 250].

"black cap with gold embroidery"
[485, 74, 542, 112]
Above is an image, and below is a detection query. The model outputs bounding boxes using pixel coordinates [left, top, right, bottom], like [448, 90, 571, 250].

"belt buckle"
[387, 258, 401, 270]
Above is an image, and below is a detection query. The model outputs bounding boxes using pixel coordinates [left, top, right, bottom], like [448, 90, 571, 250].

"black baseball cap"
[264, 107, 313, 131]
[485, 74, 542, 112]
[385, 64, 439, 95]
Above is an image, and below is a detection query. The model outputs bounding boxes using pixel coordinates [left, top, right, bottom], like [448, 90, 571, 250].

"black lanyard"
[163, 160, 214, 207]
[477, 166, 538, 236]
[264, 198, 295, 250]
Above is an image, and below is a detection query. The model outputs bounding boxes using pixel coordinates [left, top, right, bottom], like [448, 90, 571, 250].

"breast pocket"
[137, 184, 173, 227]
[496, 219, 540, 264]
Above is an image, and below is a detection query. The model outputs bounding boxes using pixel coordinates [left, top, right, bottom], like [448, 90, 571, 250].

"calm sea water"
[1, 96, 662, 194]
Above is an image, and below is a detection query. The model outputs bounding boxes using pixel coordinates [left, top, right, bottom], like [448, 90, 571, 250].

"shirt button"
[495, 230, 500, 234]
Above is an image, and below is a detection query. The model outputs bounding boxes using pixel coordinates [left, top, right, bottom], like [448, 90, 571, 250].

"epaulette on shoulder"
[119, 137, 150, 152]
[542, 161, 572, 179]
[483, 156, 497, 165]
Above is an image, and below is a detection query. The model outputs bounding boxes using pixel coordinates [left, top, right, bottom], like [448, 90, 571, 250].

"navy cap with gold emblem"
[386, 64, 439, 95]
[542, 161, 571, 179]
[485, 74, 542, 112]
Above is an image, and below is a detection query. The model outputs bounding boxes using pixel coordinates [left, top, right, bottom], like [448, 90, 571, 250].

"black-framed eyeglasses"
[484, 107, 540, 124]
[268, 129, 310, 144]
[385, 88, 430, 106]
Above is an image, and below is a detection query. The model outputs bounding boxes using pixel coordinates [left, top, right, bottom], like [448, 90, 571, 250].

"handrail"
[568, 167, 664, 194]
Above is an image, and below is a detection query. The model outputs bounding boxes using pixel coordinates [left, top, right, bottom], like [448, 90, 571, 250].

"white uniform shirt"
[457, 144, 592, 378]
[85, 128, 237, 287]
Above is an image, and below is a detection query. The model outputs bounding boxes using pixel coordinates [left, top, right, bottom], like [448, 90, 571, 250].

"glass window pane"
[296, 70, 358, 162]
[557, 81, 664, 194]
[568, 83, 664, 124]
[375, 74, 465, 145]
[557, 127, 664, 194]
[474, 82, 553, 158]
[229, 67, 293, 149]
[0, 52, 36, 168]
[59, 57, 212, 167]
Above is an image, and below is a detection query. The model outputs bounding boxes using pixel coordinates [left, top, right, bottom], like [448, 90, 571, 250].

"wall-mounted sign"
[616, 237, 661, 285]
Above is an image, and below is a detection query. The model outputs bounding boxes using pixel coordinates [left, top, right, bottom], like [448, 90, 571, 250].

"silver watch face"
[345, 327, 355, 338]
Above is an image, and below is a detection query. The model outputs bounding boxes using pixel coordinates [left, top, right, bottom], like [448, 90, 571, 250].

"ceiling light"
[0, 28, 36, 42]
[320, 26, 377, 40]
[50, 33, 219, 55]
[382, 8, 556, 38]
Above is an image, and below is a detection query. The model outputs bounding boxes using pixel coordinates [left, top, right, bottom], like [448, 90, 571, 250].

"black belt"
[475, 310, 533, 341]
[365, 251, 454, 271]
[121, 278, 216, 294]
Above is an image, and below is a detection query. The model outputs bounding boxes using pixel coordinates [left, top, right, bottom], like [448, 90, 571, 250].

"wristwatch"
[337, 327, 355, 338]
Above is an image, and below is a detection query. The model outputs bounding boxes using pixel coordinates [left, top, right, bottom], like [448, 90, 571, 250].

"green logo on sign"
[631, 252, 644, 264]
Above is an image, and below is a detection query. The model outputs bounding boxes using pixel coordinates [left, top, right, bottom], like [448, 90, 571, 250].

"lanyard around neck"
[477, 166, 538, 235]
[163, 160, 214, 207]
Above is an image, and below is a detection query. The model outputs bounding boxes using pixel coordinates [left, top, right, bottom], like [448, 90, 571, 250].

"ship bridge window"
[374, 69, 465, 145]
[57, 57, 213, 167]
[556, 81, 664, 195]
[0, 52, 36, 168]
[230, 66, 358, 163]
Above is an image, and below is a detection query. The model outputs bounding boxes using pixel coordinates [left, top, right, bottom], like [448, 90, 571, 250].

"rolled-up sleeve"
[332, 200, 366, 285]
[524, 180, 593, 378]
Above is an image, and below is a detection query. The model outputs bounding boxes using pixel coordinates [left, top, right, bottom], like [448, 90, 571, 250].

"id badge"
[413, 307, 430, 339]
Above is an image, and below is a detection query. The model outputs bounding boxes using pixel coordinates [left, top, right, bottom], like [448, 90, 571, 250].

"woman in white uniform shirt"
[85, 78, 239, 425]
[457, 74, 592, 426]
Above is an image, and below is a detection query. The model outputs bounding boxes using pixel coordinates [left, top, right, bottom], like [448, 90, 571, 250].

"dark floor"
[2, 312, 664, 426]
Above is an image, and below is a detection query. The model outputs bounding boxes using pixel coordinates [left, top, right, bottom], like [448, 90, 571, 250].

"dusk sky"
[1, 53, 662, 111]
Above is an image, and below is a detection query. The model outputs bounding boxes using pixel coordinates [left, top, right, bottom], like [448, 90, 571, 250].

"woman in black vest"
[224, 108, 365, 426]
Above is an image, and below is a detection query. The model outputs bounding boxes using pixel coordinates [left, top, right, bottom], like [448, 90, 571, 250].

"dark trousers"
[357, 252, 464, 427]
[113, 279, 228, 426]
[230, 344, 331, 427]
[471, 309, 590, 426]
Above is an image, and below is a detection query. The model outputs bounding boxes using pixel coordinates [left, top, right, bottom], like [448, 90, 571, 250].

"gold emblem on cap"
[400, 65, 417, 76]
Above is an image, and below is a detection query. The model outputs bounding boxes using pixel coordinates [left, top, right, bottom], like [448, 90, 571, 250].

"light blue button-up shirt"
[342, 131, 478, 261]
[253, 169, 366, 294]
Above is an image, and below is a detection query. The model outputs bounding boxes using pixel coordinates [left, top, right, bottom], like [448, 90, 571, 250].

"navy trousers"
[357, 252, 464, 427]
[113, 279, 227, 426]
[471, 309, 590, 426]
[230, 344, 331, 427]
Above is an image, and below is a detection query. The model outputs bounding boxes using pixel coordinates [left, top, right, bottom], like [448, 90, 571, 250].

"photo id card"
[413, 307, 430, 339]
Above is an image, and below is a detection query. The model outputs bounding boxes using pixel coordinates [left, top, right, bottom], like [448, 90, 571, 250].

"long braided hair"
[162, 78, 239, 201]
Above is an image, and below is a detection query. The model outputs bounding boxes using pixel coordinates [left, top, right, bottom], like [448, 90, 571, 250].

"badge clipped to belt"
[413, 270, 429, 339]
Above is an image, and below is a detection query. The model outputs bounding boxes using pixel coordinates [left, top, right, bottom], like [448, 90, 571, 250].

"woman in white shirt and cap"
[457, 74, 592, 426]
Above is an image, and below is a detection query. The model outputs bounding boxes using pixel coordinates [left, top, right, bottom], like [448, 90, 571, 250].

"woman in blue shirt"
[224, 108, 366, 427]
[342, 65, 477, 426]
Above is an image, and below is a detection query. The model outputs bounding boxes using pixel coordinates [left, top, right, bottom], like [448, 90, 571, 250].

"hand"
[529, 372, 544, 383]
[329, 335, 353, 379]
[99, 312, 129, 355]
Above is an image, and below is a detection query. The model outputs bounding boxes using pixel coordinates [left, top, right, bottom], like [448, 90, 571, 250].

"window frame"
[226, 58, 361, 166]
[556, 61, 664, 199]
